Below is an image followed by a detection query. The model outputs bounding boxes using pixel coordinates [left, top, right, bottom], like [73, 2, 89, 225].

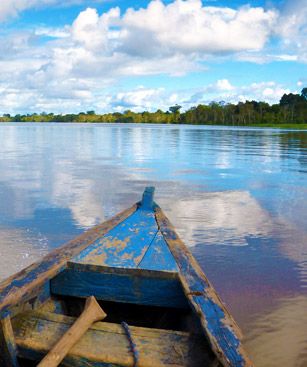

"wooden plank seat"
[12, 311, 214, 367]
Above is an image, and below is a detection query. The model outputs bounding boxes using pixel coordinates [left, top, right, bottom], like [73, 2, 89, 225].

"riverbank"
[1, 121, 307, 129]
[242, 123, 307, 129]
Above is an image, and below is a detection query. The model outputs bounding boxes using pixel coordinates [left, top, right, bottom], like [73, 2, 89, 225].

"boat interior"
[11, 266, 219, 366]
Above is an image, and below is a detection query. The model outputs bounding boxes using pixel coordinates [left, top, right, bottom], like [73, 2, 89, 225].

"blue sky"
[0, 0, 306, 114]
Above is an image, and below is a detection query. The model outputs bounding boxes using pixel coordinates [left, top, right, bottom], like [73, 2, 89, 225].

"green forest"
[1, 88, 306, 127]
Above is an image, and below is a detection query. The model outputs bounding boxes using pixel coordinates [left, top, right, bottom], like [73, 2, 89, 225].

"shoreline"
[1, 121, 307, 130]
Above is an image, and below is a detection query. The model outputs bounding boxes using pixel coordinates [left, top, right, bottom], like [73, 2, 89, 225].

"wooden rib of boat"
[0, 187, 253, 367]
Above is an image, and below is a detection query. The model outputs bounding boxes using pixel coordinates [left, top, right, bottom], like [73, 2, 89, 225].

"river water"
[0, 123, 306, 366]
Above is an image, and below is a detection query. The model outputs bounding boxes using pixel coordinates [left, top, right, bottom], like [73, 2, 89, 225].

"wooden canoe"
[0, 187, 253, 367]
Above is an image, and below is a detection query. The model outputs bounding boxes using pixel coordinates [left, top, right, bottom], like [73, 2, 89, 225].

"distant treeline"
[1, 88, 306, 125]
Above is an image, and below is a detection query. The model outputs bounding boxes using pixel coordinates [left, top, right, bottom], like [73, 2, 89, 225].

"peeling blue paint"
[194, 296, 244, 366]
[138, 231, 178, 272]
[73, 209, 158, 268]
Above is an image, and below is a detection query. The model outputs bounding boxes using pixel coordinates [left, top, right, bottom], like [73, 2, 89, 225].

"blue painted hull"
[0, 187, 253, 367]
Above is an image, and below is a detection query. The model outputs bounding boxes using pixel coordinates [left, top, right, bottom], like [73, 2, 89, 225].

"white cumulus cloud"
[120, 1, 277, 56]
[181, 80, 291, 108]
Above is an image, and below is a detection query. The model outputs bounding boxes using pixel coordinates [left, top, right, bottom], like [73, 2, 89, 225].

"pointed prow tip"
[140, 186, 155, 210]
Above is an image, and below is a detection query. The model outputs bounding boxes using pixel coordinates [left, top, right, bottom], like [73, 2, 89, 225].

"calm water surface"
[0, 123, 306, 366]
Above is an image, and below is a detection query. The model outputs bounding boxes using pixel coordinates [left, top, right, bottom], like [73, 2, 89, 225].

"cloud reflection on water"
[52, 170, 105, 227]
[160, 190, 273, 247]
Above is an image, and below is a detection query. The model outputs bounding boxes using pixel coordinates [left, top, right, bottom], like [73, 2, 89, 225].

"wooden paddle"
[37, 296, 107, 367]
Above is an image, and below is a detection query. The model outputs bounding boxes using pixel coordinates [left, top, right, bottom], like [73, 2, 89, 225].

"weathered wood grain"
[6, 282, 50, 320]
[37, 297, 106, 367]
[13, 311, 215, 367]
[0, 316, 19, 367]
[51, 263, 188, 309]
[38, 297, 67, 315]
[0, 205, 137, 319]
[155, 207, 253, 367]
